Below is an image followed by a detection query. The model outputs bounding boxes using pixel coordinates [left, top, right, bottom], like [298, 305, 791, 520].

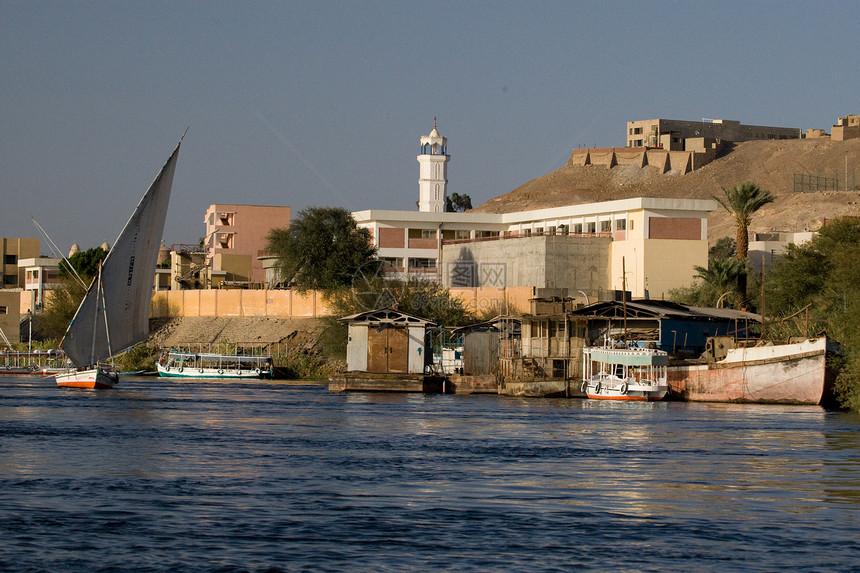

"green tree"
[266, 207, 380, 293]
[33, 276, 88, 340]
[669, 256, 746, 308]
[61, 247, 108, 283]
[763, 218, 860, 410]
[446, 193, 473, 212]
[713, 183, 775, 310]
[693, 257, 746, 307]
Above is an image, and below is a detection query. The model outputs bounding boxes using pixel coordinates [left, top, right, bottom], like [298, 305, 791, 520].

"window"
[586, 222, 596, 234]
[634, 127, 643, 135]
[574, 223, 583, 234]
[0, 305, 6, 314]
[421, 229, 436, 239]
[4, 254, 17, 265]
[616, 219, 626, 231]
[454, 230, 470, 240]
[4, 275, 17, 286]
[601, 220, 611, 232]
[630, 220, 634, 230]
[409, 258, 436, 269]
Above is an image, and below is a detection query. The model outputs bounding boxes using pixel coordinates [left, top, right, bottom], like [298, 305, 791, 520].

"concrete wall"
[448, 286, 533, 315]
[151, 288, 329, 318]
[441, 235, 612, 295]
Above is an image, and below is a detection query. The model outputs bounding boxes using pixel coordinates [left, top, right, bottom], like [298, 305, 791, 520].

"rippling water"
[1, 375, 859, 572]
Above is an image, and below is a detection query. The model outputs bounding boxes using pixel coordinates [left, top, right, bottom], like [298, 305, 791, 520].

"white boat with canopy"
[56, 137, 182, 389]
[157, 350, 274, 379]
[582, 346, 669, 401]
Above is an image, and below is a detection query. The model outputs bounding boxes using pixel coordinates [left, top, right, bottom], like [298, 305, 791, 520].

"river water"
[1, 375, 859, 572]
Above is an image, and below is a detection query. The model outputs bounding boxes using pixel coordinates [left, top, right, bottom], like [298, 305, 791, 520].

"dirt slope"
[472, 138, 860, 244]
[148, 316, 326, 351]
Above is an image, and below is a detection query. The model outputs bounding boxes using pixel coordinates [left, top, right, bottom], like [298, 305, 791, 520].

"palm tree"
[694, 257, 746, 307]
[714, 183, 775, 309]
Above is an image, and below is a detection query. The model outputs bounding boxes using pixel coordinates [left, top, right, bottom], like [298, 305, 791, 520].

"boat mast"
[90, 263, 103, 367]
[100, 273, 114, 366]
[622, 257, 628, 347]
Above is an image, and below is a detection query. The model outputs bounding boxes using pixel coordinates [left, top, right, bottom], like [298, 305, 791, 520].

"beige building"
[0, 290, 21, 344]
[2, 237, 39, 289]
[203, 204, 292, 286]
[832, 114, 860, 141]
[626, 118, 800, 149]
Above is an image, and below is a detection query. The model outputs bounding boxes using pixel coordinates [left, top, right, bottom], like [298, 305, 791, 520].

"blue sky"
[2, 1, 857, 252]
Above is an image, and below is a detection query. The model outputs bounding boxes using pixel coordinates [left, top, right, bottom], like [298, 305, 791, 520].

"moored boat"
[581, 346, 669, 401]
[666, 337, 834, 405]
[157, 350, 273, 379]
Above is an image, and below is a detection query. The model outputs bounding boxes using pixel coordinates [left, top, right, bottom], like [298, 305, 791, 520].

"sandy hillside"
[472, 138, 860, 244]
[148, 316, 327, 350]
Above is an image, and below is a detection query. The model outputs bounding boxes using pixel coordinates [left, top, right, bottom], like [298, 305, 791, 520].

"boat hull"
[55, 368, 119, 389]
[667, 338, 832, 405]
[582, 380, 668, 401]
[156, 363, 271, 379]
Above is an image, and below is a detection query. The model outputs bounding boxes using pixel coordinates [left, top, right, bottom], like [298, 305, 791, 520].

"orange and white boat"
[581, 346, 669, 401]
[55, 136, 183, 389]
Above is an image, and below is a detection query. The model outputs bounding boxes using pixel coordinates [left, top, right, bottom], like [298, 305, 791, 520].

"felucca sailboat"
[56, 137, 182, 389]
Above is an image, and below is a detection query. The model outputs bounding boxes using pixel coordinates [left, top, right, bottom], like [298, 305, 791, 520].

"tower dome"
[68, 242, 80, 257]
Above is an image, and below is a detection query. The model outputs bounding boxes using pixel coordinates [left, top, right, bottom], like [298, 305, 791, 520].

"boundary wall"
[151, 286, 534, 319]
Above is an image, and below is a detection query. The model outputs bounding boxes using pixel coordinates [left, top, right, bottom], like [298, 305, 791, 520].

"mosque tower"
[417, 118, 449, 212]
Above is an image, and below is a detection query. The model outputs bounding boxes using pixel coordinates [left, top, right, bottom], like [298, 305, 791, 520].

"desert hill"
[472, 138, 860, 244]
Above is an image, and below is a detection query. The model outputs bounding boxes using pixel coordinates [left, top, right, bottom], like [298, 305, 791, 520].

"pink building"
[204, 204, 291, 285]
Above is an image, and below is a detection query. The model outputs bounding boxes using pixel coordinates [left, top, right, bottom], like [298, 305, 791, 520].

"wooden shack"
[329, 308, 445, 393]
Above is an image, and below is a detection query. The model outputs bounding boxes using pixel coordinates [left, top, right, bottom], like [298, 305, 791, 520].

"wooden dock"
[328, 372, 448, 393]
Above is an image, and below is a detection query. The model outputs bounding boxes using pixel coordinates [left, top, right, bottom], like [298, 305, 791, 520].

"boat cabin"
[340, 308, 435, 374]
[568, 299, 760, 358]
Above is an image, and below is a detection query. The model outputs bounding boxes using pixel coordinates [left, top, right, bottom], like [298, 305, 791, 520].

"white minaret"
[417, 118, 449, 212]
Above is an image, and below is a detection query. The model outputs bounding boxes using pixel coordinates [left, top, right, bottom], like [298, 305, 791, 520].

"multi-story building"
[1, 237, 39, 289]
[626, 118, 800, 149]
[203, 204, 292, 286]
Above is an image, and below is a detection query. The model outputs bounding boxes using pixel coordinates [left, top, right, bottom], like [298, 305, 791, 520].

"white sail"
[61, 142, 180, 368]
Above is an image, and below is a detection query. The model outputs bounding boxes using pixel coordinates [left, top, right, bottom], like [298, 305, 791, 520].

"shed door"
[366, 327, 409, 373]
[367, 328, 389, 372]
[387, 328, 409, 373]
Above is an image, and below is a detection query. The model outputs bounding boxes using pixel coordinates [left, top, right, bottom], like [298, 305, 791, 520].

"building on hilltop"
[625, 118, 801, 149]
[832, 114, 860, 141]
